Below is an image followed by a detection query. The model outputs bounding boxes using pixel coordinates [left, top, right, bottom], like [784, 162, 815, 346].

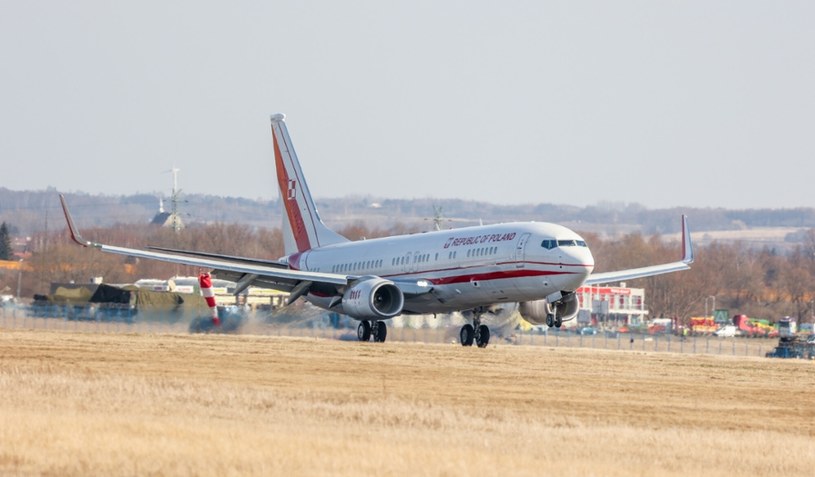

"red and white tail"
[271, 114, 348, 256]
[199, 272, 220, 326]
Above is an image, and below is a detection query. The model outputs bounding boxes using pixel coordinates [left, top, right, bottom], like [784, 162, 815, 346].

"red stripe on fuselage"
[425, 268, 578, 286]
[377, 260, 592, 280]
[274, 127, 312, 252]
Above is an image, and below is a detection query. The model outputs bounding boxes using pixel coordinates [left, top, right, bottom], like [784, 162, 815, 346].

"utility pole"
[169, 166, 182, 234]
[16, 260, 22, 298]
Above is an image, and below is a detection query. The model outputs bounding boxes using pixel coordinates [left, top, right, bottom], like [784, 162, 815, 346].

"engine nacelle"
[517, 291, 579, 325]
[342, 277, 404, 320]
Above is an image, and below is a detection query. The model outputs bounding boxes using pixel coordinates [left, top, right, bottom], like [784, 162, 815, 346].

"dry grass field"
[1, 329, 813, 477]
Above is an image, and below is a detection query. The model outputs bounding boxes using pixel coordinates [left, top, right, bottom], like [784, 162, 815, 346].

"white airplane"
[59, 113, 694, 347]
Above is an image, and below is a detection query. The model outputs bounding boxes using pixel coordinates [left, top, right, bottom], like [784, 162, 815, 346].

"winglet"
[58, 194, 93, 247]
[681, 214, 694, 264]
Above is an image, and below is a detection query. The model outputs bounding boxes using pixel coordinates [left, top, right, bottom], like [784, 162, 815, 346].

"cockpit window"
[543, 239, 588, 249]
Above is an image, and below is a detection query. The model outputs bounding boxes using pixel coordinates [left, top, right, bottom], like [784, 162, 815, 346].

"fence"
[0, 303, 778, 358]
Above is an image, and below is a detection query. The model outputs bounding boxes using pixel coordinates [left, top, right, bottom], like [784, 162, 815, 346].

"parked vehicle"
[714, 325, 737, 337]
[778, 317, 797, 338]
[765, 346, 803, 359]
[732, 314, 776, 337]
[578, 327, 598, 335]
[689, 316, 717, 335]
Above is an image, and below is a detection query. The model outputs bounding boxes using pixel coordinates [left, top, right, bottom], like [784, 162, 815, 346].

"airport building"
[575, 284, 648, 328]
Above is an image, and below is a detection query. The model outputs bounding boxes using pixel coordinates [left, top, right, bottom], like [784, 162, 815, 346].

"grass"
[0, 329, 813, 476]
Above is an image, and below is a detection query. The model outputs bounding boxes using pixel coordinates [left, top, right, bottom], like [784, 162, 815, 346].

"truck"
[778, 317, 796, 338]
[732, 314, 777, 338]
[766, 317, 815, 359]
[765, 346, 803, 359]
[689, 316, 718, 335]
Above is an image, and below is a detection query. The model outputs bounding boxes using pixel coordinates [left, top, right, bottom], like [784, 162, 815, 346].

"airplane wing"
[145, 245, 290, 269]
[59, 194, 432, 302]
[583, 215, 694, 286]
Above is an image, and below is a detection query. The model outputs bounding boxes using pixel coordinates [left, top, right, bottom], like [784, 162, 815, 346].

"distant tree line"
[4, 189, 815, 238]
[4, 220, 813, 326]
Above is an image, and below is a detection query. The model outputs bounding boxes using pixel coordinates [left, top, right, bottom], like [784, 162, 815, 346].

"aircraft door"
[515, 233, 531, 268]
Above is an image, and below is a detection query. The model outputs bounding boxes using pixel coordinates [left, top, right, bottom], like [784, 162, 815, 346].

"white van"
[714, 325, 737, 337]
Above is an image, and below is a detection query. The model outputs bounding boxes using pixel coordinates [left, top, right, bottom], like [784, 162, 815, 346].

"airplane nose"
[565, 246, 594, 283]
[582, 248, 595, 272]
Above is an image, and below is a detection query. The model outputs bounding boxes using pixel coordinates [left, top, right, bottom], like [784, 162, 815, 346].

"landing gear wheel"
[373, 321, 388, 343]
[546, 313, 554, 328]
[476, 324, 490, 348]
[555, 316, 563, 328]
[357, 320, 372, 341]
[460, 324, 475, 346]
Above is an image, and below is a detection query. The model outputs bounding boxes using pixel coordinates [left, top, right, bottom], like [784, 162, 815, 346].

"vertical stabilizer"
[271, 114, 348, 255]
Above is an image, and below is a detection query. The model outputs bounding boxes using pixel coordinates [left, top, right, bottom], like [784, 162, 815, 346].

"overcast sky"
[1, 1, 813, 210]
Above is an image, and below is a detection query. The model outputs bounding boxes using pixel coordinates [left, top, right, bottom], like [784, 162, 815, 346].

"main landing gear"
[357, 320, 388, 343]
[460, 310, 491, 348]
[545, 312, 563, 329]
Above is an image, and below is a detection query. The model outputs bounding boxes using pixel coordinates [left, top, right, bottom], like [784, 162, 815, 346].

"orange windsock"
[199, 272, 220, 326]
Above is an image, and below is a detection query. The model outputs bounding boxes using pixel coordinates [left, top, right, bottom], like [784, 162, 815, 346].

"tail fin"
[271, 114, 348, 255]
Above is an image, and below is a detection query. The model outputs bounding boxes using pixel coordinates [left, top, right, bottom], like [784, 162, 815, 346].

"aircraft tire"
[555, 316, 563, 328]
[460, 324, 475, 347]
[373, 321, 387, 343]
[357, 320, 372, 341]
[546, 314, 554, 327]
[476, 324, 490, 348]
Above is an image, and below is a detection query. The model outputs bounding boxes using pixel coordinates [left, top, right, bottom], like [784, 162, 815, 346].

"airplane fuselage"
[290, 221, 595, 315]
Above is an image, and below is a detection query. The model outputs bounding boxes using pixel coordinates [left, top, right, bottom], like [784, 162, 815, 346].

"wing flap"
[146, 246, 290, 269]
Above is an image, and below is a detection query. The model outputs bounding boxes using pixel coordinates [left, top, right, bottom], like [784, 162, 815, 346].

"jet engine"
[341, 277, 404, 319]
[517, 291, 579, 326]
